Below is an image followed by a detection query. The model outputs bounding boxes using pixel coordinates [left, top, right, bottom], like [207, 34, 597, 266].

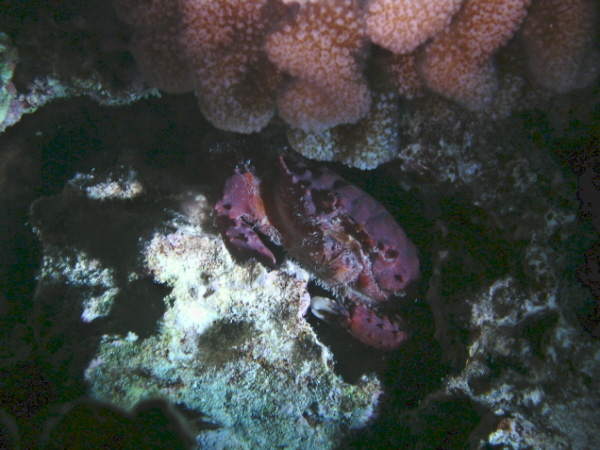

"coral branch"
[179, 0, 281, 132]
[420, 0, 531, 110]
[265, 0, 370, 132]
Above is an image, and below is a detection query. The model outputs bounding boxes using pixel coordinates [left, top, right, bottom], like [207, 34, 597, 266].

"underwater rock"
[414, 271, 600, 449]
[0, 32, 20, 132]
[0, 2, 151, 134]
[380, 90, 600, 449]
[29, 163, 382, 449]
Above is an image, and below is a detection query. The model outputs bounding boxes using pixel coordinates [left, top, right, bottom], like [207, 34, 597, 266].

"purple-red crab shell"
[215, 154, 420, 350]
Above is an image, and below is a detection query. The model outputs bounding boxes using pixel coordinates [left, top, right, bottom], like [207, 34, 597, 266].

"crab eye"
[384, 248, 399, 262]
[321, 191, 336, 208]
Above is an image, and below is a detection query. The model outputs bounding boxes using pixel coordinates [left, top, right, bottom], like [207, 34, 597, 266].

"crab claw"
[310, 296, 409, 351]
[215, 169, 277, 267]
[311, 296, 350, 322]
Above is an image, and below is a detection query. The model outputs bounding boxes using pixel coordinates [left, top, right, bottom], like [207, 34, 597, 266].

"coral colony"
[113, 0, 599, 168]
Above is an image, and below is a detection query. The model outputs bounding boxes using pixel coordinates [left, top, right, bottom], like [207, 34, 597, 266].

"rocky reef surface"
[1, 1, 599, 449]
[27, 162, 381, 449]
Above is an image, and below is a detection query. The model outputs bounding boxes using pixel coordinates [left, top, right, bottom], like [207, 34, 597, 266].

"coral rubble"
[374, 92, 600, 449]
[417, 276, 600, 449]
[0, 32, 20, 132]
[29, 163, 382, 449]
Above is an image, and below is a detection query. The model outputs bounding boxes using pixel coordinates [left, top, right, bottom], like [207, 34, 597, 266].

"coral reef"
[14, 100, 597, 447]
[1, 1, 599, 449]
[28, 163, 382, 449]
[1, 0, 598, 167]
[417, 276, 600, 449]
[109, 0, 599, 168]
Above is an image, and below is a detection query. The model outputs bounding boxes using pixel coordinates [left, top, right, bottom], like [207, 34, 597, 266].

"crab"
[215, 154, 420, 350]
